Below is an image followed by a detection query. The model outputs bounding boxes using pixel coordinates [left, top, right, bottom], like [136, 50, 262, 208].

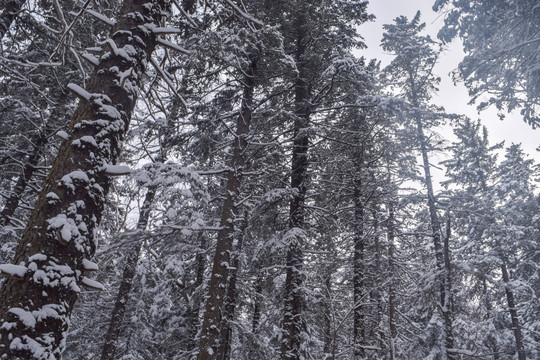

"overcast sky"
[357, 0, 539, 163]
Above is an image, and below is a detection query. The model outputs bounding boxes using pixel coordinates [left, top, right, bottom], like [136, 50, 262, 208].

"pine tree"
[0, 1, 168, 358]
[382, 12, 457, 359]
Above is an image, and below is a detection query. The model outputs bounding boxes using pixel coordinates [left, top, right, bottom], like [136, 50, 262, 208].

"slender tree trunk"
[197, 60, 256, 360]
[414, 114, 455, 359]
[372, 207, 386, 358]
[100, 186, 157, 360]
[0, 0, 25, 39]
[500, 257, 526, 360]
[322, 234, 334, 360]
[0, 1, 166, 358]
[482, 277, 500, 360]
[216, 214, 248, 360]
[387, 198, 397, 360]
[280, 10, 310, 360]
[252, 272, 262, 333]
[187, 232, 207, 351]
[353, 184, 365, 359]
[323, 271, 332, 359]
[0, 133, 46, 226]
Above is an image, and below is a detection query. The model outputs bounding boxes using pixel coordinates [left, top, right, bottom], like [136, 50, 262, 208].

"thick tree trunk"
[500, 258, 526, 360]
[0, 1, 166, 358]
[0, 133, 46, 226]
[100, 186, 156, 360]
[414, 115, 455, 359]
[0, 0, 24, 39]
[352, 184, 365, 359]
[197, 60, 256, 360]
[280, 11, 310, 360]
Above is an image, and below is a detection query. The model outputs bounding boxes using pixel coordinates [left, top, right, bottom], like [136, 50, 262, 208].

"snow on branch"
[81, 277, 105, 291]
[0, 264, 27, 280]
[85, 9, 116, 26]
[103, 164, 132, 176]
[156, 38, 191, 55]
[152, 27, 182, 34]
[81, 52, 99, 66]
[222, 0, 263, 27]
[67, 83, 92, 101]
[82, 259, 99, 271]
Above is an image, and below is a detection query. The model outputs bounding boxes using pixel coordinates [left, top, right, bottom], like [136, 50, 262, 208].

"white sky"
[357, 0, 539, 163]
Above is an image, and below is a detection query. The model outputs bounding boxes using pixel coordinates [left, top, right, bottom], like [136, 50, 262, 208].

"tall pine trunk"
[500, 257, 526, 360]
[0, 1, 166, 358]
[100, 185, 157, 360]
[414, 114, 456, 359]
[197, 59, 256, 360]
[216, 214, 248, 360]
[387, 197, 397, 360]
[352, 183, 366, 359]
[280, 10, 310, 360]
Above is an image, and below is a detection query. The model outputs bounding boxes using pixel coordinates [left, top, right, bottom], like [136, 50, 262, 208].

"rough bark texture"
[197, 60, 256, 360]
[280, 10, 309, 360]
[100, 186, 156, 360]
[0, 0, 24, 39]
[0, 1, 165, 358]
[0, 133, 46, 226]
[414, 114, 456, 359]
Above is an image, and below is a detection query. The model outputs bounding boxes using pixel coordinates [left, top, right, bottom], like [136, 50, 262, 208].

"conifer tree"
[0, 1, 168, 358]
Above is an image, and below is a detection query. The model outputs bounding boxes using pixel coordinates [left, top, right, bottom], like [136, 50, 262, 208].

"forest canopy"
[0, 1, 538, 359]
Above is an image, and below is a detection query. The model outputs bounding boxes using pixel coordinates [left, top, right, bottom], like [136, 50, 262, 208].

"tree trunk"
[100, 186, 156, 360]
[197, 59, 256, 360]
[280, 10, 310, 360]
[216, 214, 248, 360]
[387, 198, 397, 360]
[0, 1, 166, 358]
[352, 184, 365, 359]
[0, 133, 46, 226]
[500, 258, 526, 360]
[414, 114, 455, 359]
[0, 0, 24, 39]
[186, 232, 208, 352]
[372, 207, 386, 358]
[252, 272, 262, 333]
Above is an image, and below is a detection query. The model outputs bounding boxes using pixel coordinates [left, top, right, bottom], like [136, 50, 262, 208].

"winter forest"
[0, 0, 539, 359]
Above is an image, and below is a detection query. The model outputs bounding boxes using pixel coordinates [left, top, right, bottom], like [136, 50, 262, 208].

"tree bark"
[500, 257, 526, 360]
[197, 59, 256, 360]
[352, 184, 365, 359]
[215, 214, 248, 360]
[387, 198, 397, 360]
[0, 1, 166, 358]
[280, 9, 310, 360]
[414, 114, 456, 359]
[100, 186, 156, 360]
